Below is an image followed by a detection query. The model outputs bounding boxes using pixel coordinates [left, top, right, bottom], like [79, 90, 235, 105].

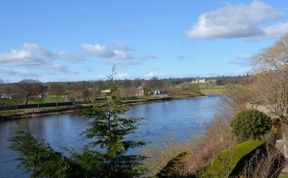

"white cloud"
[0, 67, 40, 78]
[264, 23, 288, 38]
[49, 64, 78, 74]
[56, 51, 83, 62]
[187, 1, 288, 40]
[82, 43, 155, 64]
[229, 54, 253, 66]
[0, 43, 83, 66]
[81, 44, 114, 58]
[0, 42, 156, 79]
[145, 72, 159, 79]
[0, 43, 83, 75]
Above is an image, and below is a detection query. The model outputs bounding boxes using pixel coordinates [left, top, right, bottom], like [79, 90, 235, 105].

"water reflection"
[0, 95, 221, 178]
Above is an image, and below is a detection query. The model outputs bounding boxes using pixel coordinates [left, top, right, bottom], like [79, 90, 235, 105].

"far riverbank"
[0, 94, 206, 121]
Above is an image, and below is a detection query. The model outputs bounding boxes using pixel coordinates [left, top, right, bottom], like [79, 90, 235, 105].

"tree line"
[0, 76, 247, 107]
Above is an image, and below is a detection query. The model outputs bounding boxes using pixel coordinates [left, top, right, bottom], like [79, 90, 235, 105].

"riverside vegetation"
[0, 76, 240, 108]
[0, 75, 232, 119]
[11, 72, 147, 178]
[144, 34, 288, 177]
[9, 34, 288, 177]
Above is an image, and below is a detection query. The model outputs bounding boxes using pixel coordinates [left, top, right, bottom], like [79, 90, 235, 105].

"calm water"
[0, 95, 222, 178]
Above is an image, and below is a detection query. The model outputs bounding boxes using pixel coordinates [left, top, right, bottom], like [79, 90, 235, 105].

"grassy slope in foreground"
[203, 140, 264, 177]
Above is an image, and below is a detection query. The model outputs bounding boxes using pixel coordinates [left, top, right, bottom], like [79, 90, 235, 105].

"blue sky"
[0, 0, 288, 82]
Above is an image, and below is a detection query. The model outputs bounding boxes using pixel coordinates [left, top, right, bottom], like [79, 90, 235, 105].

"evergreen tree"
[11, 70, 146, 178]
[11, 130, 86, 178]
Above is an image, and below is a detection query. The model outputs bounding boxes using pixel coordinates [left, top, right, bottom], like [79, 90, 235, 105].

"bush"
[231, 109, 272, 142]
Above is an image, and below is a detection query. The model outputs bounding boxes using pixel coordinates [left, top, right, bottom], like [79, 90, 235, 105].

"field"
[198, 84, 226, 94]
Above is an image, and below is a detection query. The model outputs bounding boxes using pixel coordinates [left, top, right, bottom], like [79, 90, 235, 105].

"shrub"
[231, 109, 272, 142]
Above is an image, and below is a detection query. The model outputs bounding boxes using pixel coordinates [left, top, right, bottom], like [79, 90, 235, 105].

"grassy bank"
[199, 85, 226, 94]
[0, 106, 80, 121]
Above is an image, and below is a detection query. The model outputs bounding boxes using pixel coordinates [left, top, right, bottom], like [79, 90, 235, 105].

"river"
[0, 95, 222, 178]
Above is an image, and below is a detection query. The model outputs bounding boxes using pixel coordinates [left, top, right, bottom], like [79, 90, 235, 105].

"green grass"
[198, 84, 224, 89]
[199, 85, 226, 94]
[0, 105, 76, 118]
[27, 97, 69, 104]
[280, 174, 288, 178]
[280, 170, 288, 178]
[203, 140, 264, 177]
[0, 109, 24, 116]
[0, 94, 202, 118]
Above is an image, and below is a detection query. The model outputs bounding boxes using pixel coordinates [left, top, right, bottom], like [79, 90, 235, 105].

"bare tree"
[253, 34, 288, 121]
[18, 79, 47, 105]
[48, 83, 66, 102]
[241, 145, 287, 178]
[253, 70, 288, 121]
[255, 34, 288, 71]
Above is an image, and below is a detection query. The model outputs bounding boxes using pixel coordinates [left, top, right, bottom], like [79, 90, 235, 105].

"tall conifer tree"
[11, 68, 146, 178]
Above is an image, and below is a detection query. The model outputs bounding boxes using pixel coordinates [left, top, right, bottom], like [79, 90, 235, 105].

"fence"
[0, 102, 75, 111]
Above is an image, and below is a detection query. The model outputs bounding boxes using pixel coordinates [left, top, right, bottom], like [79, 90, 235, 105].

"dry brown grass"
[142, 136, 195, 177]
[241, 144, 287, 178]
[183, 105, 235, 176]
[142, 102, 236, 177]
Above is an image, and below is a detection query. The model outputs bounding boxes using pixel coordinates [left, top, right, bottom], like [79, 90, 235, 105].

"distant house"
[207, 79, 217, 84]
[101, 89, 111, 94]
[191, 78, 207, 84]
[136, 86, 145, 96]
[153, 89, 168, 97]
[191, 78, 216, 84]
[38, 92, 49, 98]
[41, 92, 49, 98]
[0, 93, 13, 99]
[154, 89, 161, 95]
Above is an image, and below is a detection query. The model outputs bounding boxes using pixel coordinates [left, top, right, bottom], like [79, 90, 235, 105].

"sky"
[0, 0, 288, 82]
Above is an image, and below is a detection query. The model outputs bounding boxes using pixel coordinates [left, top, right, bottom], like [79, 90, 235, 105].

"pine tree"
[78, 71, 147, 177]
[10, 69, 146, 178]
[11, 130, 86, 178]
